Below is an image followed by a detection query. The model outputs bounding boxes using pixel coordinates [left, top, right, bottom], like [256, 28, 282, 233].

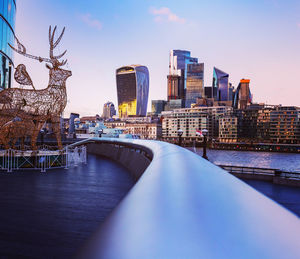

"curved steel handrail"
[76, 138, 300, 259]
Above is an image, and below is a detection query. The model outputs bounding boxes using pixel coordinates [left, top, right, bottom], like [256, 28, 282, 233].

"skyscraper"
[233, 79, 252, 109]
[185, 63, 204, 108]
[169, 50, 198, 77]
[116, 65, 149, 118]
[212, 67, 229, 101]
[168, 50, 202, 108]
[102, 101, 116, 119]
[0, 0, 16, 90]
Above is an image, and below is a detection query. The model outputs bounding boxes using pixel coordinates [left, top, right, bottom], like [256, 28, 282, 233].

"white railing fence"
[0, 145, 87, 173]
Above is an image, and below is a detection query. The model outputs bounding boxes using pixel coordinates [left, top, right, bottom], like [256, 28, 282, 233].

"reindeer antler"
[9, 36, 51, 63]
[49, 26, 67, 66]
[9, 26, 68, 68]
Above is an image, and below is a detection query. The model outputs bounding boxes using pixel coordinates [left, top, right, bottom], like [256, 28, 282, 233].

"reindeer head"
[9, 26, 72, 76]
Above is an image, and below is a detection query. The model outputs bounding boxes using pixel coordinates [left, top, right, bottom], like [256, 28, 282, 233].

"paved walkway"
[0, 154, 134, 258]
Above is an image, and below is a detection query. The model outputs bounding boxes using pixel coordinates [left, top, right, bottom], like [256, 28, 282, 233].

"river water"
[188, 148, 300, 172]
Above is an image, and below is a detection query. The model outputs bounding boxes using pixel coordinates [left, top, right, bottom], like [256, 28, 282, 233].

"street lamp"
[177, 129, 183, 146]
[99, 128, 103, 138]
[202, 129, 208, 160]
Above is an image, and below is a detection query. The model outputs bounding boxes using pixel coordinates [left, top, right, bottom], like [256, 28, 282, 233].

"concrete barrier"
[72, 138, 300, 259]
[87, 142, 152, 180]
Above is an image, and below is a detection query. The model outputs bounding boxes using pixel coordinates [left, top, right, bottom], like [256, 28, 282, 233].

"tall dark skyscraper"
[168, 50, 204, 108]
[116, 65, 149, 118]
[185, 63, 204, 108]
[0, 0, 16, 89]
[233, 79, 252, 109]
[212, 67, 229, 101]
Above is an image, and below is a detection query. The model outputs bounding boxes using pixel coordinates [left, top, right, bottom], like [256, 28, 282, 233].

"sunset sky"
[14, 0, 300, 117]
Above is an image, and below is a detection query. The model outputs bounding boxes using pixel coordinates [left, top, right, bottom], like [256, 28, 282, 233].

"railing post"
[65, 146, 69, 169]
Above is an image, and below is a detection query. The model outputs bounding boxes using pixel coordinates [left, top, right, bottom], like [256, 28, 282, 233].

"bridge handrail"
[75, 137, 300, 259]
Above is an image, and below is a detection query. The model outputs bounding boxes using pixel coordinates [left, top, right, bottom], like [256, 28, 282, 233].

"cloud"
[80, 13, 103, 31]
[149, 7, 185, 24]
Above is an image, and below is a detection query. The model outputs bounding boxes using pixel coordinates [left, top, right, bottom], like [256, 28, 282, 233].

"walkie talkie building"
[0, 0, 16, 90]
[116, 65, 149, 118]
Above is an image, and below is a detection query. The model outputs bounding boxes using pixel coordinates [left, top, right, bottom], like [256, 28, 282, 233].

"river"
[187, 148, 300, 172]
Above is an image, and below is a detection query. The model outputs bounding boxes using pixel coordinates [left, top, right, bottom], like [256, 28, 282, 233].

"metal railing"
[75, 138, 300, 259]
[0, 145, 87, 173]
[218, 164, 300, 180]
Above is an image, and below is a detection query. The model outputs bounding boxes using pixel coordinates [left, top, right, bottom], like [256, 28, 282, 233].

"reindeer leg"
[52, 120, 63, 150]
[50, 116, 62, 150]
[31, 122, 43, 151]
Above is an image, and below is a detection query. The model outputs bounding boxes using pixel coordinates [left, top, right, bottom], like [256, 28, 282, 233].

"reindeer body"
[0, 26, 72, 150]
[0, 68, 70, 117]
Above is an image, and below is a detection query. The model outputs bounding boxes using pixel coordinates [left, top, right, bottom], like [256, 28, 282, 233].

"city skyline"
[13, 0, 300, 116]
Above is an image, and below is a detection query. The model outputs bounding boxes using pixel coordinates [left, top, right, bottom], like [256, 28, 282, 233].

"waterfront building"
[104, 120, 161, 139]
[0, 0, 16, 89]
[164, 99, 184, 111]
[151, 100, 167, 115]
[219, 116, 238, 143]
[162, 106, 233, 142]
[104, 121, 126, 129]
[270, 106, 300, 144]
[116, 65, 149, 118]
[102, 101, 116, 119]
[120, 116, 152, 123]
[235, 107, 260, 141]
[212, 67, 229, 101]
[234, 79, 252, 109]
[162, 109, 209, 142]
[257, 106, 274, 142]
[185, 63, 204, 108]
[123, 123, 162, 140]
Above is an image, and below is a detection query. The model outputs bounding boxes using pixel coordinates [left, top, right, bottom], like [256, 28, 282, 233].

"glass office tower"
[0, 0, 16, 90]
[186, 63, 204, 108]
[212, 67, 229, 101]
[168, 50, 199, 107]
[116, 65, 149, 118]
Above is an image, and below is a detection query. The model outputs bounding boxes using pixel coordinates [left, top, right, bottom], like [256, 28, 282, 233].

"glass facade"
[151, 100, 166, 115]
[169, 50, 198, 92]
[186, 63, 204, 108]
[212, 67, 229, 101]
[0, 0, 16, 89]
[116, 65, 149, 118]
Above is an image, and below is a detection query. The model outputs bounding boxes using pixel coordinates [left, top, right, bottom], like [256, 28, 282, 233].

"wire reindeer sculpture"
[0, 26, 72, 150]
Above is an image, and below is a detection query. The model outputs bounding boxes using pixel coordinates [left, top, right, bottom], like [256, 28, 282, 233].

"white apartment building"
[162, 106, 233, 141]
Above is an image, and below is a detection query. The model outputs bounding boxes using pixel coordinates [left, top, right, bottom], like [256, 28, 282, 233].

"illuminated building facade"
[212, 67, 229, 101]
[270, 106, 300, 144]
[219, 116, 238, 143]
[116, 65, 149, 118]
[0, 0, 16, 89]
